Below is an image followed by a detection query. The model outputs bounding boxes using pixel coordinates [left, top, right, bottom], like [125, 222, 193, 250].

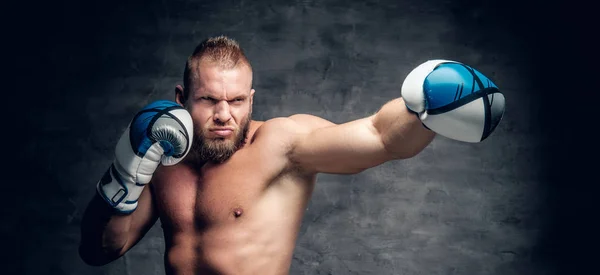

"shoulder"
[249, 115, 336, 151]
[257, 114, 335, 134]
[252, 115, 335, 141]
[287, 114, 337, 130]
[249, 117, 301, 147]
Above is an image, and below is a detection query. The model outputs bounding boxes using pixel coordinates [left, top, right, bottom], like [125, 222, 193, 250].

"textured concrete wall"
[11, 0, 596, 274]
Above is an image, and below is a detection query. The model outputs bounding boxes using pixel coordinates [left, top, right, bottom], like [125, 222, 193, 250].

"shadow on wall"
[449, 0, 597, 274]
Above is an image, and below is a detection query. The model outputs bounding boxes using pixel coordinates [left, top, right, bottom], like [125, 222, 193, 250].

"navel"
[233, 207, 243, 218]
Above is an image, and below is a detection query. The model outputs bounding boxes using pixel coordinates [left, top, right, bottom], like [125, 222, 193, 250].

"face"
[176, 61, 255, 164]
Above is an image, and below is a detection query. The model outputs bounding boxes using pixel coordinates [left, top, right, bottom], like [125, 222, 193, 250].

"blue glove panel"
[129, 100, 183, 156]
[423, 62, 499, 112]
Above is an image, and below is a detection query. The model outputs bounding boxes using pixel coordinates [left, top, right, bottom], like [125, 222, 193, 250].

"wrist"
[96, 164, 142, 214]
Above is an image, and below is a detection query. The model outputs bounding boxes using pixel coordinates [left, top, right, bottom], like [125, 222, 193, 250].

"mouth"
[209, 128, 234, 137]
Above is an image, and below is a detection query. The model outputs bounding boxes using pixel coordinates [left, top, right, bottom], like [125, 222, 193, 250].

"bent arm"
[79, 185, 158, 266]
[288, 98, 435, 174]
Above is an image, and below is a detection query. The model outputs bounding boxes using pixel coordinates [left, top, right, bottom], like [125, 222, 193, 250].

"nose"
[213, 101, 232, 124]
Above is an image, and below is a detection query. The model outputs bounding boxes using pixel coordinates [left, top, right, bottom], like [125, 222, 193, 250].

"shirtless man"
[79, 36, 505, 275]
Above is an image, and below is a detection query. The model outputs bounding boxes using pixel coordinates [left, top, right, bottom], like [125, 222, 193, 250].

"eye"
[228, 98, 245, 104]
[199, 97, 216, 103]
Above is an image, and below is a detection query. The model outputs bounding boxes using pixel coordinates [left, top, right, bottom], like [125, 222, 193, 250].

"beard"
[187, 114, 251, 165]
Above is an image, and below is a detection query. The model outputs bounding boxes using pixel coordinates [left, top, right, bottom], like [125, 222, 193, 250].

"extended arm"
[288, 98, 434, 174]
[287, 60, 505, 175]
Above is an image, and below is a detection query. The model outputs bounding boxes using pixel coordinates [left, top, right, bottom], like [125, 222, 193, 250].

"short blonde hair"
[183, 36, 252, 99]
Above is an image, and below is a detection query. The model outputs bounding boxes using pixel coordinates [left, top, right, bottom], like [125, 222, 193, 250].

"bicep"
[288, 115, 393, 174]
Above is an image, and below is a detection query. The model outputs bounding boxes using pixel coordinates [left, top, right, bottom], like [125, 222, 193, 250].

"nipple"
[233, 207, 243, 218]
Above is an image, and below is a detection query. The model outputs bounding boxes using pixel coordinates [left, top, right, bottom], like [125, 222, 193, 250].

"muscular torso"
[150, 121, 316, 275]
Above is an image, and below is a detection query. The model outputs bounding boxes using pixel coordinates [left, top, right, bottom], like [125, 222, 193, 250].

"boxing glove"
[97, 100, 193, 213]
[401, 60, 505, 143]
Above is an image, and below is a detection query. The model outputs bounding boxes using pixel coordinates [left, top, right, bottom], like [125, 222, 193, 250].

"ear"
[175, 85, 185, 106]
[249, 88, 255, 114]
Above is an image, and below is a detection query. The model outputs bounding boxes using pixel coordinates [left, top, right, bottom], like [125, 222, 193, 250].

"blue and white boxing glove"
[97, 100, 193, 213]
[401, 60, 505, 143]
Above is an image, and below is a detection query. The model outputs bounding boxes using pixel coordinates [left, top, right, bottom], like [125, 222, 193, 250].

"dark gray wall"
[10, 0, 596, 274]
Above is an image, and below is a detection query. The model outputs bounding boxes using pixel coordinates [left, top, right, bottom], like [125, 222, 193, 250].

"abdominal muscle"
[164, 221, 295, 275]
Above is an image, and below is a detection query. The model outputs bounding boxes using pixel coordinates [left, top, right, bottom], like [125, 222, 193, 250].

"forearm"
[79, 192, 135, 265]
[372, 98, 435, 159]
